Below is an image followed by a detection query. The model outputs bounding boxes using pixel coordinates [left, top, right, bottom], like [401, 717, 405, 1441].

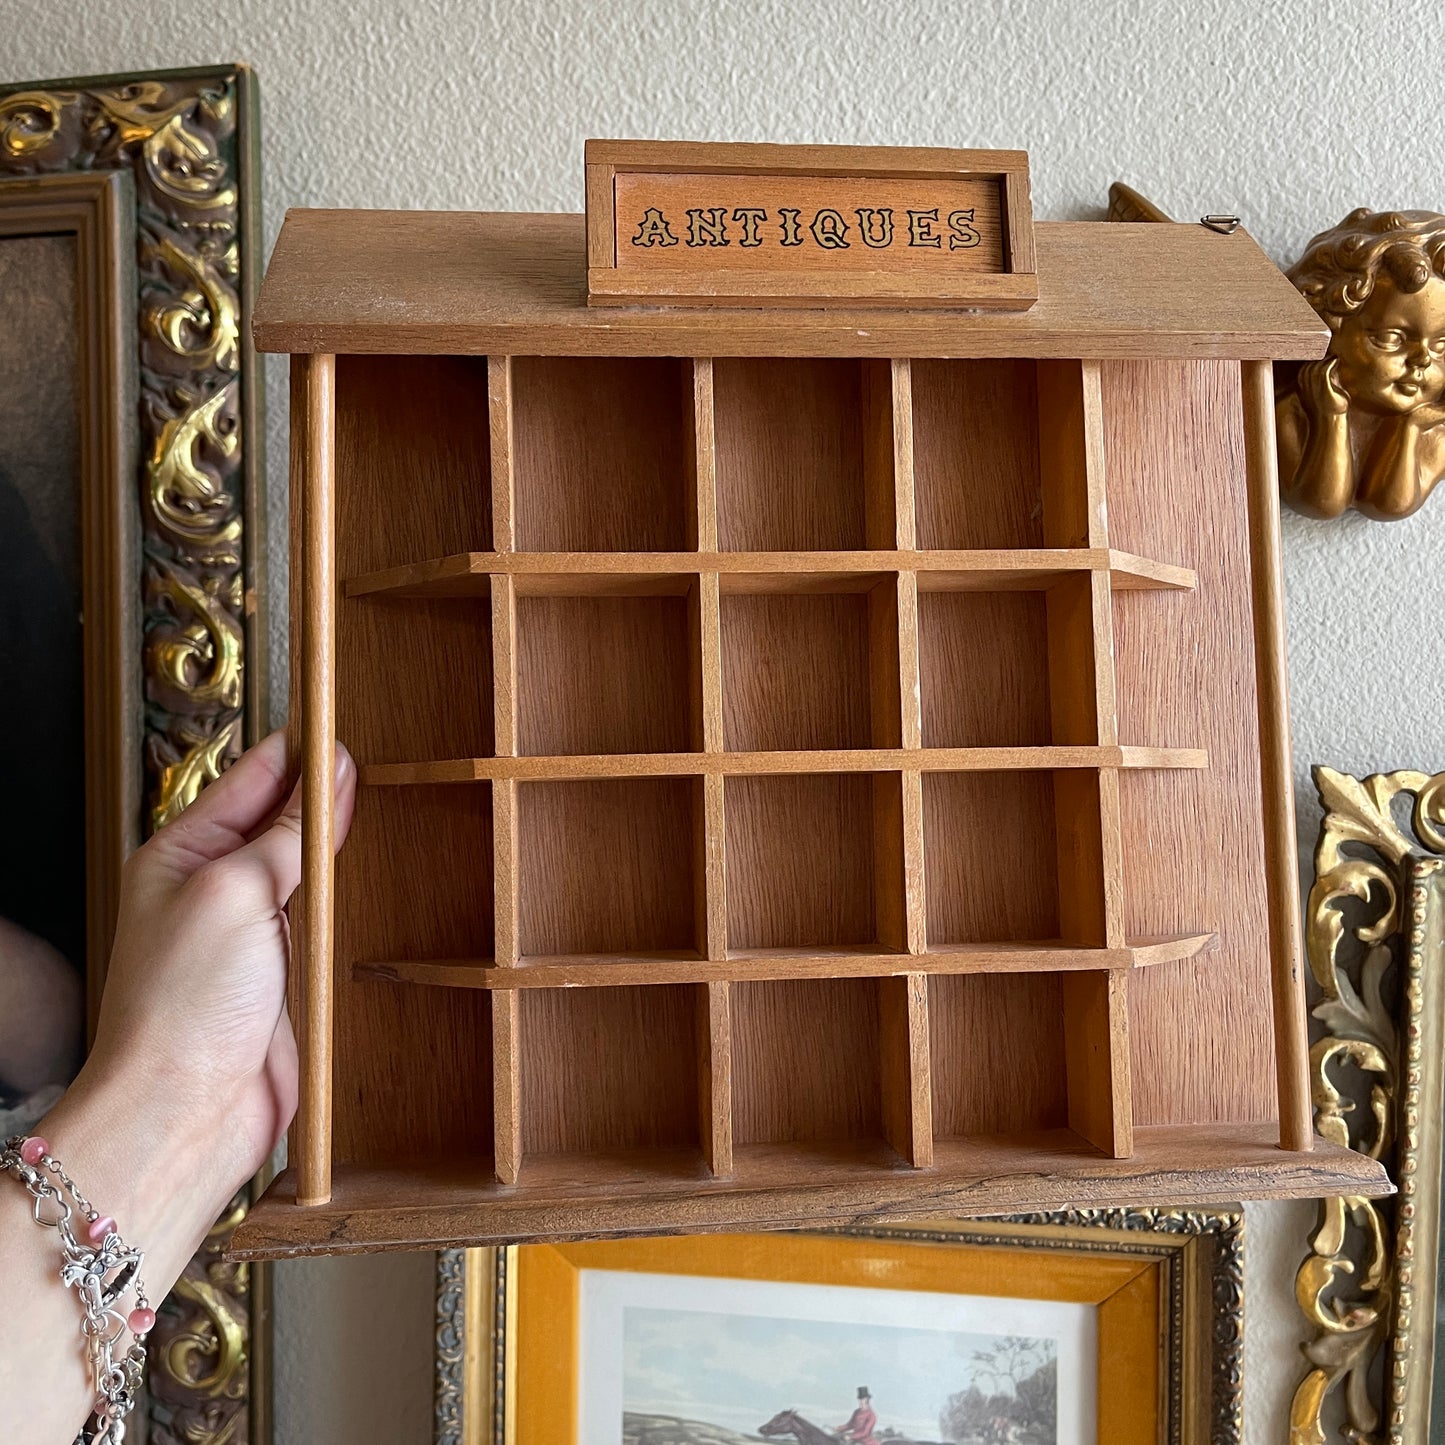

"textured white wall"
[7, 0, 1445, 1439]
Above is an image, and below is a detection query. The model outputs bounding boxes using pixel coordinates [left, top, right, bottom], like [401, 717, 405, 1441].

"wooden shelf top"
[227, 1122, 1389, 1260]
[254, 210, 1328, 360]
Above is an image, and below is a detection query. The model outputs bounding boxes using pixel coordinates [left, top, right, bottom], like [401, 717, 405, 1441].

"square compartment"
[928, 973, 1068, 1138]
[512, 356, 690, 551]
[336, 783, 495, 964]
[519, 985, 701, 1156]
[516, 586, 697, 755]
[518, 777, 701, 957]
[918, 590, 1052, 747]
[335, 354, 492, 576]
[339, 595, 494, 765]
[732, 978, 883, 1145]
[912, 359, 1044, 550]
[720, 581, 900, 751]
[725, 773, 904, 951]
[333, 783, 495, 1168]
[714, 358, 894, 551]
[923, 772, 1060, 945]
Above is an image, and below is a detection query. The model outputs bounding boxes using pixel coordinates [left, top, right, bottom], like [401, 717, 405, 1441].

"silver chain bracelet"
[1, 1134, 153, 1445]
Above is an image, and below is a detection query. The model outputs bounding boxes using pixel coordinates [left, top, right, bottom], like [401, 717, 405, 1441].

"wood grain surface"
[333, 784, 495, 1167]
[923, 771, 1060, 944]
[519, 985, 700, 1154]
[732, 978, 884, 1146]
[334, 354, 493, 573]
[253, 212, 1330, 360]
[918, 591, 1052, 746]
[720, 590, 878, 750]
[1103, 360, 1276, 1128]
[714, 357, 872, 551]
[912, 358, 1044, 549]
[229, 1124, 1389, 1260]
[517, 777, 698, 956]
[512, 355, 689, 552]
[725, 773, 880, 950]
[929, 972, 1067, 1137]
[516, 592, 694, 755]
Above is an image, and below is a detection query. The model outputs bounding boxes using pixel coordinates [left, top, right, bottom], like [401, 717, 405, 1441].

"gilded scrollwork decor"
[1290, 766, 1445, 1445]
[0, 65, 264, 1445]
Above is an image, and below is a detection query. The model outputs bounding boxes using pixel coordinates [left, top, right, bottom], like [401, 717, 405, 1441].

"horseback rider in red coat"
[836, 1386, 879, 1445]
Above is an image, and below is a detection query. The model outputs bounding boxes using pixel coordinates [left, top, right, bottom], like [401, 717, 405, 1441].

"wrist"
[30, 1049, 246, 1299]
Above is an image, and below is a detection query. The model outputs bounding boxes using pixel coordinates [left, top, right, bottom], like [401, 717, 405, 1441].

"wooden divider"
[698, 980, 733, 1175]
[691, 358, 733, 1175]
[1040, 360, 1132, 1159]
[881, 363, 932, 1161]
[490, 355, 523, 1184]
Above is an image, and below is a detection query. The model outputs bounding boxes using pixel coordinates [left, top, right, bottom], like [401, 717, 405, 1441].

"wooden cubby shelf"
[357, 747, 1207, 785]
[343, 547, 1196, 599]
[355, 932, 1217, 989]
[235, 210, 1391, 1260]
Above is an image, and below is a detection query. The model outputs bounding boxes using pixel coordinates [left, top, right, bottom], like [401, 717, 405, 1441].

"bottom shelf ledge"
[227, 1122, 1391, 1260]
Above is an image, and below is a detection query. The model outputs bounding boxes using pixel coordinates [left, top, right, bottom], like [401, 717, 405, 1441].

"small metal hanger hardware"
[1200, 214, 1241, 235]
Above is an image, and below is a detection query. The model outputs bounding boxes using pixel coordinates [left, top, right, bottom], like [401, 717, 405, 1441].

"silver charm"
[2, 1136, 151, 1445]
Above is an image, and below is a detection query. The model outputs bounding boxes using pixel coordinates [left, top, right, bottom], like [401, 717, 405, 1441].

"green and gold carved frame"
[1290, 766, 1445, 1444]
[0, 65, 266, 1444]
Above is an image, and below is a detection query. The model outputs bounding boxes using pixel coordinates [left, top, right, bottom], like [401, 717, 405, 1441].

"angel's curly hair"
[1288, 209, 1445, 324]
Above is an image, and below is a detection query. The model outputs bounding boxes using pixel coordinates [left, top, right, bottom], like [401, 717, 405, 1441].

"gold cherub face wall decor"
[1278, 208, 1445, 521]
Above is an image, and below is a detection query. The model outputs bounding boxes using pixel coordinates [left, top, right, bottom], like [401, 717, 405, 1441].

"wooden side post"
[1242, 359, 1313, 1153]
[296, 352, 337, 1207]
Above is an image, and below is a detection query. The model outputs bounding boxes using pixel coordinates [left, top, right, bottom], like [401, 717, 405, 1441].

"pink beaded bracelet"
[2, 1133, 153, 1444]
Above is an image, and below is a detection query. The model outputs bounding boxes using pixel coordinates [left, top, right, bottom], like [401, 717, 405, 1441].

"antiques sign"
[586, 140, 1036, 310]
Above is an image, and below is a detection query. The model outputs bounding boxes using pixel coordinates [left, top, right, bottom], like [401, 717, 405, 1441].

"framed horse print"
[434, 1211, 1245, 1445]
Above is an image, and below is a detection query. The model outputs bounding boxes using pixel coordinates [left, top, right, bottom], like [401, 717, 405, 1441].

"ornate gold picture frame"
[436, 1209, 1245, 1445]
[0, 64, 264, 1444]
[1291, 766, 1445, 1444]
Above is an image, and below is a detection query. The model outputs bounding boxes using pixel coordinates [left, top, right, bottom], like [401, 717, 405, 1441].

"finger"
[142, 731, 292, 878]
[220, 744, 357, 911]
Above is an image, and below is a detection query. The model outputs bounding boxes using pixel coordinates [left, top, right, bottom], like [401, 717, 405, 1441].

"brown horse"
[756, 1409, 838, 1445]
[757, 1412, 947, 1445]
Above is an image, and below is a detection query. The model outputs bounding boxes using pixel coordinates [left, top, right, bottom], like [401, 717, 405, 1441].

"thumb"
[221, 745, 357, 911]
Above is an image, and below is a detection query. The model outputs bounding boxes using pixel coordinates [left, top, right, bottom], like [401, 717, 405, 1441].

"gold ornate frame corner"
[0, 64, 266, 1445]
[1290, 766, 1445, 1444]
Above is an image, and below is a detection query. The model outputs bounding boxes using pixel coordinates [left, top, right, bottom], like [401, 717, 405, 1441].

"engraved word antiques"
[585, 140, 1036, 309]
[625, 190, 987, 255]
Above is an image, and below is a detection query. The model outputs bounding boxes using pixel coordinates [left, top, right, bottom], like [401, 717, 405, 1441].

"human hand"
[89, 730, 355, 1207]
[1, 732, 355, 1444]
[1298, 357, 1350, 418]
